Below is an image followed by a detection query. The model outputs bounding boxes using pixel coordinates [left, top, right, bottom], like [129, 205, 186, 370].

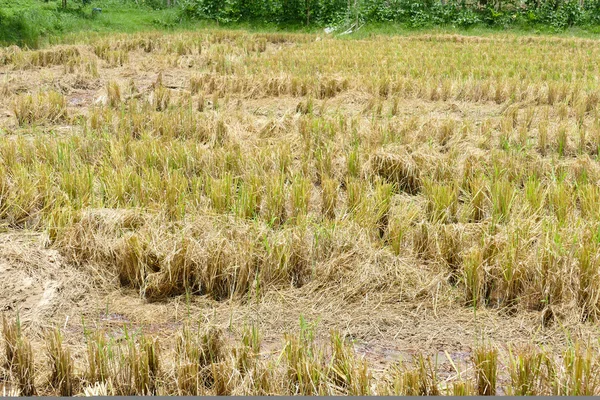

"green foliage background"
[178, 0, 600, 30]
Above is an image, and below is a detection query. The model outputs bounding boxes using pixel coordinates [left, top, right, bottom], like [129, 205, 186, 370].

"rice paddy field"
[3, 29, 600, 395]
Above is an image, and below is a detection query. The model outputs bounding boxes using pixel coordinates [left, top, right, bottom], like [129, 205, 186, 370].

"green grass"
[0, 0, 186, 47]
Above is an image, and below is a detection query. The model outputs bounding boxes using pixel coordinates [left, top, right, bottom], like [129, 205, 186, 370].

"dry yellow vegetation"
[2, 30, 600, 395]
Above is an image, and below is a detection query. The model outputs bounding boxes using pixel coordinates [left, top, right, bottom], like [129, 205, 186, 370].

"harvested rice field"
[2, 30, 600, 395]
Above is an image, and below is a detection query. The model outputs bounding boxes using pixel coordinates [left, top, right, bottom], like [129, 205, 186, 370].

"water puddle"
[99, 312, 130, 324]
